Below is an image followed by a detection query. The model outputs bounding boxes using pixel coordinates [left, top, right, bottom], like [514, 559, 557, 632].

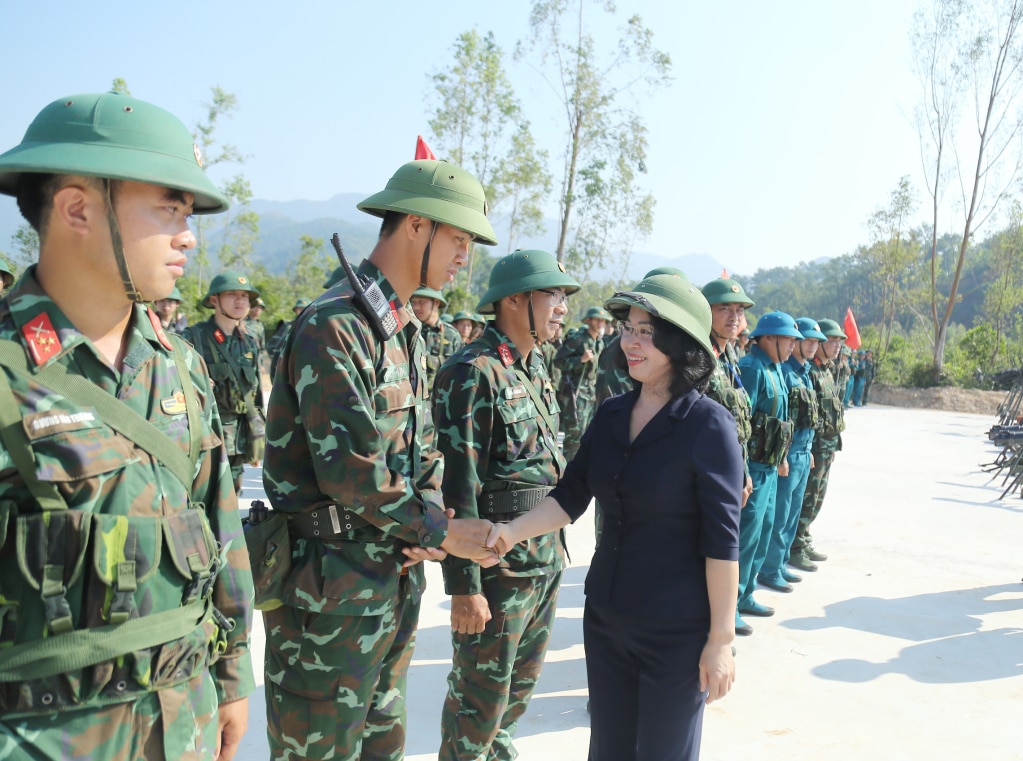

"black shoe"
[788, 553, 819, 572]
[739, 600, 775, 617]
[757, 575, 794, 593]
[806, 547, 828, 562]
[735, 621, 753, 636]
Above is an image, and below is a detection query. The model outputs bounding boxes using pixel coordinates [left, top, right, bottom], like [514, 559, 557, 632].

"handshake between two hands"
[401, 513, 517, 568]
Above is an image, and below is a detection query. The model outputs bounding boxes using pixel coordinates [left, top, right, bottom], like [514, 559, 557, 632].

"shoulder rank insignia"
[161, 390, 188, 415]
[146, 306, 175, 351]
[214, 328, 226, 344]
[497, 342, 514, 368]
[22, 313, 62, 365]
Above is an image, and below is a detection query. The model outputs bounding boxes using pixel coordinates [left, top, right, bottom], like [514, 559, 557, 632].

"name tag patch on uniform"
[25, 409, 97, 436]
[504, 385, 528, 400]
[161, 390, 188, 415]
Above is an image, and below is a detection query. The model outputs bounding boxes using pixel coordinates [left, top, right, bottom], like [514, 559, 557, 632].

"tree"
[983, 200, 1023, 360]
[863, 177, 925, 357]
[912, 0, 1023, 379]
[189, 86, 258, 291]
[111, 78, 131, 95]
[427, 29, 551, 288]
[520, 0, 671, 264]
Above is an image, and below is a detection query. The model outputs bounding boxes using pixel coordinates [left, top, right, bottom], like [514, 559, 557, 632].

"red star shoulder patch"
[497, 342, 514, 368]
[214, 328, 226, 344]
[21, 313, 62, 365]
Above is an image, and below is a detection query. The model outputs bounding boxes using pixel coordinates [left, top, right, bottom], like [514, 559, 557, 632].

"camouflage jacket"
[183, 317, 262, 457]
[421, 320, 463, 393]
[555, 328, 603, 401]
[706, 341, 752, 450]
[433, 324, 565, 595]
[261, 260, 448, 616]
[539, 339, 561, 390]
[0, 267, 254, 717]
[595, 333, 633, 404]
[808, 357, 846, 449]
[266, 318, 292, 381]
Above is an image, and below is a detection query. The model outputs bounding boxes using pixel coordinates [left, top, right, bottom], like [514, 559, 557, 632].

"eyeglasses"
[620, 322, 655, 340]
[533, 289, 569, 306]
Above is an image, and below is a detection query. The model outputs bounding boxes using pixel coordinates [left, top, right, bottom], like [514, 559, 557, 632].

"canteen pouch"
[243, 509, 291, 611]
[244, 404, 266, 463]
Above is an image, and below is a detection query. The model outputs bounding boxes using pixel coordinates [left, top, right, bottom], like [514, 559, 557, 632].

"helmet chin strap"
[103, 180, 144, 302]
[419, 221, 438, 288]
[527, 293, 539, 341]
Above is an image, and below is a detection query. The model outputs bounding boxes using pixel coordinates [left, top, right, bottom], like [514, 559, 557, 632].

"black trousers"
[584, 599, 707, 761]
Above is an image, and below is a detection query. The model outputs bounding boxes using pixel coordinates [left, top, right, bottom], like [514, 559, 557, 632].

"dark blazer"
[551, 388, 743, 624]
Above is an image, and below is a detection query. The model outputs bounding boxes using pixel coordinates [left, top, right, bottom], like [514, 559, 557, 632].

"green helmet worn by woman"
[0, 92, 228, 301]
[202, 271, 259, 308]
[605, 274, 715, 357]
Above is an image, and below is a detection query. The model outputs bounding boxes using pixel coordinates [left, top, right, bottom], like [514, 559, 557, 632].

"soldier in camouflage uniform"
[0, 91, 254, 760]
[266, 297, 310, 381]
[260, 159, 504, 761]
[452, 310, 475, 343]
[410, 286, 462, 393]
[789, 318, 847, 572]
[701, 277, 755, 511]
[757, 317, 823, 593]
[556, 306, 610, 460]
[432, 249, 580, 760]
[0, 259, 13, 294]
[183, 273, 263, 491]
[245, 296, 268, 371]
[154, 285, 187, 333]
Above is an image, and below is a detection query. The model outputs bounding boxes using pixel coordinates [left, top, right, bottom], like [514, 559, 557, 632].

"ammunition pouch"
[748, 411, 794, 466]
[788, 385, 820, 430]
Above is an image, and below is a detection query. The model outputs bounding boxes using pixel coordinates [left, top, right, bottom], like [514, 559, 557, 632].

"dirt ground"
[868, 383, 1008, 416]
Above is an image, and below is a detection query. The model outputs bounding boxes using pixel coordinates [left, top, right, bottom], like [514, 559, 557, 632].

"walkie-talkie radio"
[330, 233, 400, 341]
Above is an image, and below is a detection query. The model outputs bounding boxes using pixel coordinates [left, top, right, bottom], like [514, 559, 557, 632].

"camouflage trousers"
[0, 673, 219, 760]
[439, 570, 562, 761]
[561, 394, 596, 462]
[264, 575, 420, 761]
[791, 445, 837, 553]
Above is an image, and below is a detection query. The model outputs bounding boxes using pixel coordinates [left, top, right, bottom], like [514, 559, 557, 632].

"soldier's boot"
[788, 551, 818, 573]
[805, 541, 828, 562]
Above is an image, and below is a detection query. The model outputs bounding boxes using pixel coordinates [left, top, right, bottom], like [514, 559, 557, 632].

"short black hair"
[379, 210, 407, 239]
[614, 315, 714, 398]
[15, 173, 108, 238]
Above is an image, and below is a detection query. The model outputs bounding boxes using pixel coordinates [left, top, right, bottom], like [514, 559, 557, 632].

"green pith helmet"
[252, 297, 266, 308]
[644, 265, 687, 279]
[749, 311, 803, 339]
[452, 310, 474, 322]
[323, 266, 345, 289]
[0, 92, 228, 213]
[357, 159, 497, 246]
[701, 278, 755, 308]
[583, 307, 612, 322]
[202, 271, 259, 308]
[0, 258, 15, 290]
[476, 249, 581, 314]
[816, 318, 846, 339]
[472, 313, 487, 325]
[411, 286, 448, 307]
[794, 317, 827, 341]
[605, 274, 714, 357]
[293, 297, 311, 311]
[440, 312, 453, 324]
[164, 285, 183, 302]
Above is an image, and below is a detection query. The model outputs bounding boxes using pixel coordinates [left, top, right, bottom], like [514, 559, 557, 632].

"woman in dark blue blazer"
[487, 273, 743, 761]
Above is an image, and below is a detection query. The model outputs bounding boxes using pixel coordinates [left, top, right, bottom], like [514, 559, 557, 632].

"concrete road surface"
[235, 404, 1023, 760]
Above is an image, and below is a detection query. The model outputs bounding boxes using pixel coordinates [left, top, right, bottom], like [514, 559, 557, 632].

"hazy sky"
[0, 1, 926, 275]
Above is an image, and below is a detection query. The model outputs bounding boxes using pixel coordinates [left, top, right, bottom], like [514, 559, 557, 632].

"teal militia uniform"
[759, 353, 818, 586]
[0, 270, 255, 758]
[791, 353, 846, 565]
[183, 318, 262, 490]
[555, 328, 603, 460]
[261, 260, 450, 761]
[422, 319, 463, 393]
[736, 342, 792, 614]
[433, 323, 565, 761]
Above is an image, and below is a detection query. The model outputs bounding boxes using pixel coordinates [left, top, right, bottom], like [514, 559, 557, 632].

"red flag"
[844, 307, 862, 350]
[415, 135, 436, 160]
[720, 268, 730, 278]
